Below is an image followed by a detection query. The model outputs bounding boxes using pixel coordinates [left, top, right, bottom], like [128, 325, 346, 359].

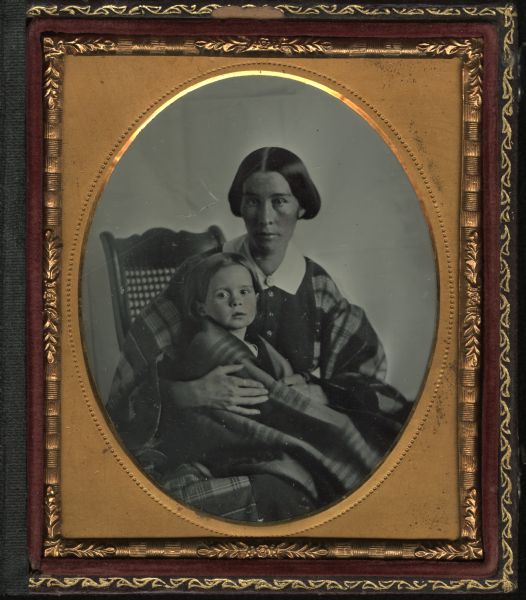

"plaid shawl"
[106, 256, 410, 521]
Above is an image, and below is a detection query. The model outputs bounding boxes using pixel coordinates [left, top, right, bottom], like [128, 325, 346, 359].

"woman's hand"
[165, 364, 268, 416]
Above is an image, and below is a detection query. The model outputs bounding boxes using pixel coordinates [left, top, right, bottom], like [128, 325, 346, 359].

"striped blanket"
[133, 321, 388, 521]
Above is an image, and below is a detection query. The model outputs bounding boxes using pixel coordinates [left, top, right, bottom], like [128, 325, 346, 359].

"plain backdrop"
[81, 74, 437, 403]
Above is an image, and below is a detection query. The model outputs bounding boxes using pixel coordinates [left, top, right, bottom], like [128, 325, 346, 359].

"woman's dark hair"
[183, 252, 261, 321]
[228, 147, 321, 220]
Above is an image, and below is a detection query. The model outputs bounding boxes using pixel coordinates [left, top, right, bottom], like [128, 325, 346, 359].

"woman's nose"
[257, 201, 275, 224]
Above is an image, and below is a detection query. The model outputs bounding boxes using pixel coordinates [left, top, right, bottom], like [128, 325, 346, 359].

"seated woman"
[107, 147, 411, 522]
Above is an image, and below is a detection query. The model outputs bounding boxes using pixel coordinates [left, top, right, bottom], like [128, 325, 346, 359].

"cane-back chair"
[100, 225, 225, 349]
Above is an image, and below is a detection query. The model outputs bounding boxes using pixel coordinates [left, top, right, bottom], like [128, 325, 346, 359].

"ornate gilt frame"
[28, 2, 517, 594]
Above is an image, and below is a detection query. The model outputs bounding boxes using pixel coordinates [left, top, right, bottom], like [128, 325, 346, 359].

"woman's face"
[240, 171, 305, 256]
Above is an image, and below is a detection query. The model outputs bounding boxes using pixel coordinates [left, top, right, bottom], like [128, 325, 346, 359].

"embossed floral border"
[28, 2, 517, 594]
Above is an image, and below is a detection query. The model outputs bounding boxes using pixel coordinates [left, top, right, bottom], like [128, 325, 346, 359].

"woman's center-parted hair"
[228, 147, 321, 220]
[183, 252, 262, 321]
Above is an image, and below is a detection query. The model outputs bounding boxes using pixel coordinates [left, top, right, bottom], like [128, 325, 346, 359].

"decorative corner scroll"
[43, 37, 116, 109]
[44, 486, 117, 558]
[415, 489, 483, 560]
[416, 39, 482, 107]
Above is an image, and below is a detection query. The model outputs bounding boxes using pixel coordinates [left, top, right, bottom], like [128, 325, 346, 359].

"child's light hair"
[183, 252, 261, 321]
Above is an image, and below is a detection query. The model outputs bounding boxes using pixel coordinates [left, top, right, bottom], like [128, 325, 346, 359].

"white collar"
[223, 234, 306, 295]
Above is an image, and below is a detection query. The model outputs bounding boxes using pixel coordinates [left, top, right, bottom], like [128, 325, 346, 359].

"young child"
[158, 252, 295, 387]
[154, 252, 371, 522]
[184, 252, 262, 361]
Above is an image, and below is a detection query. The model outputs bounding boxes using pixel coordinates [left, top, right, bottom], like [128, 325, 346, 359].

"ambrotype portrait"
[81, 74, 436, 523]
[25, 4, 518, 595]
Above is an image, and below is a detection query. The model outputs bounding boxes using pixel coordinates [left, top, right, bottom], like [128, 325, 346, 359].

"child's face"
[198, 264, 257, 332]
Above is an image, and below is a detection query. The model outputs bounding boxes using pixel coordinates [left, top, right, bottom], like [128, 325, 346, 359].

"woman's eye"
[243, 197, 258, 207]
[273, 197, 288, 206]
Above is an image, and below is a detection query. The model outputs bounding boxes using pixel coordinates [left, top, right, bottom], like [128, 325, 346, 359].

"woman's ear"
[298, 207, 306, 218]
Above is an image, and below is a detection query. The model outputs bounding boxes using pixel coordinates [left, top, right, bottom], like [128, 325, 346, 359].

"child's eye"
[240, 287, 253, 296]
[215, 291, 229, 300]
